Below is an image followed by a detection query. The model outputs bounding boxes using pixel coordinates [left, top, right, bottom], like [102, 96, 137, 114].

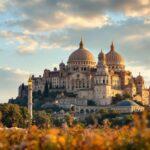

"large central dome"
[68, 39, 96, 66]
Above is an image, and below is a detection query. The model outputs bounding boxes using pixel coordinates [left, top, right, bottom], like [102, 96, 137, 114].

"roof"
[106, 42, 125, 66]
[116, 100, 139, 107]
[68, 39, 96, 64]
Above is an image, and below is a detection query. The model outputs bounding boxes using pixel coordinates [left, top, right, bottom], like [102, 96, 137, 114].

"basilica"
[19, 39, 150, 112]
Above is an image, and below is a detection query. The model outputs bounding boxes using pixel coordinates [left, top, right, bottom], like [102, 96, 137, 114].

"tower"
[28, 76, 33, 120]
[136, 72, 145, 95]
[94, 50, 112, 105]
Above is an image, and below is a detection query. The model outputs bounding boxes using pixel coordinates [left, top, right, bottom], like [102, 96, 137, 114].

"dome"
[106, 42, 125, 67]
[59, 61, 65, 66]
[98, 50, 105, 61]
[98, 50, 106, 65]
[68, 39, 96, 65]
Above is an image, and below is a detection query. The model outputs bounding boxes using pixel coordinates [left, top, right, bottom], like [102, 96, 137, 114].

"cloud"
[0, 67, 30, 103]
[0, 31, 38, 54]
[1, 0, 149, 33]
[0, 1, 7, 12]
[0, 0, 111, 32]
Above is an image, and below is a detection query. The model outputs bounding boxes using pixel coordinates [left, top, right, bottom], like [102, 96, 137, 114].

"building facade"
[19, 39, 150, 106]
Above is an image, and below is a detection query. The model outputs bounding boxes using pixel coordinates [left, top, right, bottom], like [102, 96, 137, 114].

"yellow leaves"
[0, 112, 150, 150]
[58, 136, 65, 147]
[48, 128, 59, 136]
[30, 125, 38, 132]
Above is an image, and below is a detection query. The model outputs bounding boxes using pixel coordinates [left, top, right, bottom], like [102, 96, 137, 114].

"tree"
[112, 94, 123, 104]
[34, 111, 51, 128]
[123, 93, 132, 99]
[87, 100, 96, 106]
[9, 97, 28, 107]
[53, 118, 64, 127]
[20, 107, 30, 127]
[85, 114, 98, 125]
[0, 111, 2, 122]
[43, 82, 49, 97]
[0, 103, 30, 128]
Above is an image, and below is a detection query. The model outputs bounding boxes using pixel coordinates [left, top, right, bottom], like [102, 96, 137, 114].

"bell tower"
[94, 50, 112, 105]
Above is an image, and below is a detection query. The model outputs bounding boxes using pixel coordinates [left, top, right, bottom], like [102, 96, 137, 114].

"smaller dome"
[116, 100, 139, 106]
[98, 50, 105, 61]
[106, 42, 125, 67]
[98, 50, 106, 64]
[59, 61, 65, 66]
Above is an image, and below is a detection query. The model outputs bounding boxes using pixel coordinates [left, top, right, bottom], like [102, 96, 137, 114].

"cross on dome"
[79, 37, 84, 49]
[111, 41, 115, 51]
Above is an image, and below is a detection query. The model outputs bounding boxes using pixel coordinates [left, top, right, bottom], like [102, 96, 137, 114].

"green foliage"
[112, 94, 123, 104]
[84, 109, 134, 127]
[64, 91, 77, 97]
[43, 82, 49, 97]
[9, 97, 28, 107]
[123, 93, 132, 99]
[0, 103, 30, 128]
[85, 114, 98, 125]
[87, 100, 96, 106]
[33, 110, 51, 128]
[52, 118, 64, 127]
[111, 115, 134, 127]
[0, 111, 2, 122]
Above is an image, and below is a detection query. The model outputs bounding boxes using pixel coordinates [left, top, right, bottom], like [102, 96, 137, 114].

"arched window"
[103, 80, 105, 84]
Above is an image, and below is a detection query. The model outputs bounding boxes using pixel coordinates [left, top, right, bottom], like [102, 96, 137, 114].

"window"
[103, 80, 105, 84]
[77, 74, 80, 78]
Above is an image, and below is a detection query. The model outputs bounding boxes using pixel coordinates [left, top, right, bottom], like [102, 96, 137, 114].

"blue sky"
[0, 0, 150, 102]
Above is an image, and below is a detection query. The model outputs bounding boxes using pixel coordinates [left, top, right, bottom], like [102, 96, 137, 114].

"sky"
[0, 0, 150, 103]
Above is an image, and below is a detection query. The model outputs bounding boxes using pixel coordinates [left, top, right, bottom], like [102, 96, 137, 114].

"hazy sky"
[0, 0, 150, 103]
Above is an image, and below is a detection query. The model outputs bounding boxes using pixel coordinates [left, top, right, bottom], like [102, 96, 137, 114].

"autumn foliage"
[0, 112, 150, 150]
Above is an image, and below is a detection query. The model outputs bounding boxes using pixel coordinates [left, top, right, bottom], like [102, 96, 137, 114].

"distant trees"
[43, 82, 49, 97]
[0, 103, 53, 128]
[85, 114, 98, 125]
[0, 103, 30, 128]
[33, 111, 51, 128]
[84, 108, 135, 127]
[9, 97, 28, 107]
[0, 111, 2, 124]
[87, 100, 97, 106]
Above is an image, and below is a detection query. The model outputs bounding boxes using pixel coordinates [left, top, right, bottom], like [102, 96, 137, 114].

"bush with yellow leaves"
[0, 112, 150, 150]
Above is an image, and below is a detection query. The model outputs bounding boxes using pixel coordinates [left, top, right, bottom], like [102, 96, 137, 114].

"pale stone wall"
[32, 78, 45, 92]
[77, 90, 93, 100]
[111, 75, 121, 89]
[51, 77, 60, 88]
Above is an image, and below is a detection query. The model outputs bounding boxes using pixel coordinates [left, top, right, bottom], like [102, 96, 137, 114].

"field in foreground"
[0, 115, 150, 150]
